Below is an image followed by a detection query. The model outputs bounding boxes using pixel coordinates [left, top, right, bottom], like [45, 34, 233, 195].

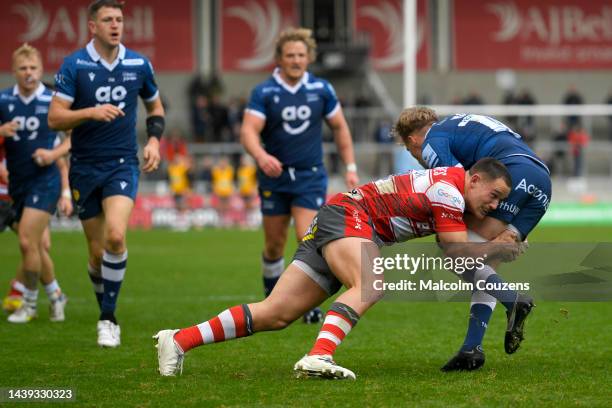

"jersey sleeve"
[322, 80, 340, 118]
[139, 59, 160, 102]
[54, 59, 77, 103]
[421, 136, 460, 168]
[245, 86, 266, 120]
[425, 181, 466, 232]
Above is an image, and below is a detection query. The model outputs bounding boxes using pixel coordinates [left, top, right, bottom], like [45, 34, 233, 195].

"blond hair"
[275, 27, 317, 63]
[392, 107, 438, 145]
[12, 43, 42, 69]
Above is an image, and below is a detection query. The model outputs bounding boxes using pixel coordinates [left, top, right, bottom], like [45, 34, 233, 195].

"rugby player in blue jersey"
[394, 107, 551, 371]
[240, 28, 359, 323]
[48, 0, 165, 347]
[0, 44, 72, 323]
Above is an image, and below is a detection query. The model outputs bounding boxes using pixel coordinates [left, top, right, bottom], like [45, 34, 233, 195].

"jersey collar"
[272, 68, 309, 94]
[13, 82, 45, 105]
[86, 39, 126, 72]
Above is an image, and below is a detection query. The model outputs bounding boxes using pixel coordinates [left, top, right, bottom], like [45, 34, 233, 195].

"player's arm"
[56, 156, 73, 217]
[141, 97, 165, 173]
[48, 97, 125, 130]
[437, 230, 519, 262]
[32, 131, 72, 167]
[240, 111, 282, 178]
[327, 109, 359, 189]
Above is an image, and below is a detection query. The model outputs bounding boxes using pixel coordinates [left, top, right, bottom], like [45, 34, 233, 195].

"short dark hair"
[470, 157, 512, 188]
[88, 0, 124, 19]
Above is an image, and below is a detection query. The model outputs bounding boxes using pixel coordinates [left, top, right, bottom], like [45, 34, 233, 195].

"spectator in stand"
[567, 124, 590, 177]
[167, 154, 192, 212]
[196, 155, 214, 194]
[208, 94, 231, 143]
[211, 156, 235, 225]
[547, 123, 568, 176]
[562, 85, 584, 128]
[237, 154, 258, 226]
[463, 91, 484, 105]
[160, 128, 189, 164]
[515, 88, 537, 146]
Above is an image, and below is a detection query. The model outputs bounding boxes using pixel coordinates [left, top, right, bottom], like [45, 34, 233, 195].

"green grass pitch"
[1, 227, 611, 407]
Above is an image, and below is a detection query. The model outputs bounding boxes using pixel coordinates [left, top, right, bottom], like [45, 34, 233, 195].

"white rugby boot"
[153, 329, 184, 376]
[294, 354, 356, 380]
[97, 320, 121, 348]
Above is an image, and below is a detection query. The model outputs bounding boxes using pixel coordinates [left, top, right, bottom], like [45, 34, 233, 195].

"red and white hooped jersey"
[328, 167, 467, 244]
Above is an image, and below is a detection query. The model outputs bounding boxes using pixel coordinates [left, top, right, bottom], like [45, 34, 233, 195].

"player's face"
[406, 129, 427, 167]
[90, 6, 124, 48]
[465, 174, 510, 219]
[13, 55, 42, 94]
[277, 41, 309, 85]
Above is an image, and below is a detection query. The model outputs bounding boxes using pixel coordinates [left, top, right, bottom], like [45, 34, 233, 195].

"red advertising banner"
[220, 0, 298, 72]
[354, 0, 431, 71]
[0, 0, 194, 72]
[454, 0, 612, 69]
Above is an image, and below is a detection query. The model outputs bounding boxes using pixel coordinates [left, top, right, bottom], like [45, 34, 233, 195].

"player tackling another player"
[154, 158, 526, 379]
[0, 44, 72, 323]
[393, 107, 551, 370]
[48, 0, 165, 347]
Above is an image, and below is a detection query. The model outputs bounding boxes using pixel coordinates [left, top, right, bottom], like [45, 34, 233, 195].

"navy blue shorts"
[11, 177, 60, 222]
[70, 157, 140, 220]
[258, 166, 328, 216]
[488, 155, 552, 239]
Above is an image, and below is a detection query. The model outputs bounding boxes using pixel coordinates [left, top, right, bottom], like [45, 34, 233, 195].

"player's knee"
[105, 228, 126, 252]
[264, 240, 285, 260]
[19, 235, 39, 255]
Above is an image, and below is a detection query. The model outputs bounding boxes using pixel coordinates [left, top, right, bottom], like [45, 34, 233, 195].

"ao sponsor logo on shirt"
[95, 85, 127, 110]
[11, 115, 40, 141]
[281, 105, 311, 135]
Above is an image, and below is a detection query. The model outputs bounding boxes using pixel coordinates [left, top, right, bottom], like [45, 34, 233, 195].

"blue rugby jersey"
[54, 40, 159, 162]
[246, 69, 340, 169]
[0, 83, 60, 193]
[422, 113, 548, 171]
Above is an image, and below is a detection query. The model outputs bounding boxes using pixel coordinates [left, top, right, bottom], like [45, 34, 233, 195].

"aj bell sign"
[455, 0, 612, 69]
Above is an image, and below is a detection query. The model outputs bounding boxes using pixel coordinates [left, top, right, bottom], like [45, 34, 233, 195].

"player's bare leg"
[292, 205, 324, 323]
[295, 237, 382, 380]
[81, 213, 106, 310]
[37, 227, 67, 322]
[261, 214, 290, 296]
[155, 263, 328, 376]
[89, 195, 133, 347]
[8, 208, 48, 323]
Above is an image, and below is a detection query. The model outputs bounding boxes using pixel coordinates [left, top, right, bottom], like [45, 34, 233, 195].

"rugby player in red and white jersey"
[154, 158, 522, 379]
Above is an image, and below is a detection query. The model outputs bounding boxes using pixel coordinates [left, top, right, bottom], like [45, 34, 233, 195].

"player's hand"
[142, 137, 161, 173]
[345, 171, 359, 190]
[256, 152, 283, 178]
[90, 104, 125, 122]
[0, 121, 19, 137]
[32, 148, 57, 167]
[58, 196, 73, 217]
[495, 242, 521, 263]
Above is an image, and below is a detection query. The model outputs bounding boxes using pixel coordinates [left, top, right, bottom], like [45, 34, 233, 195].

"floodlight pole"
[403, 0, 417, 108]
